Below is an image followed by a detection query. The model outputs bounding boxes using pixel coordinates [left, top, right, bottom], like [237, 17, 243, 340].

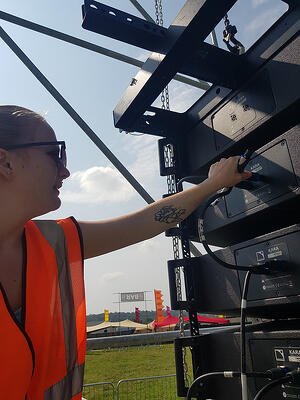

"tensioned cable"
[0, 10, 209, 90]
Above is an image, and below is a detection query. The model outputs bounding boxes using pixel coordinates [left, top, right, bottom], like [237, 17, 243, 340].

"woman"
[0, 105, 251, 399]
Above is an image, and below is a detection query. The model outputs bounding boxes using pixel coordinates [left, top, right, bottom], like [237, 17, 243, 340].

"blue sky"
[0, 0, 287, 314]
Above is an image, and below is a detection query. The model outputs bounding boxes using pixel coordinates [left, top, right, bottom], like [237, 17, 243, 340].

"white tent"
[87, 319, 150, 333]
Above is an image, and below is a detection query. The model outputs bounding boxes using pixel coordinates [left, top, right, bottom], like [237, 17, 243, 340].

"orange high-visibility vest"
[0, 218, 86, 400]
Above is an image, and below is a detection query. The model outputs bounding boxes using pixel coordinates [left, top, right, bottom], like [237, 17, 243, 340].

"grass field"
[84, 343, 191, 384]
[83, 343, 192, 399]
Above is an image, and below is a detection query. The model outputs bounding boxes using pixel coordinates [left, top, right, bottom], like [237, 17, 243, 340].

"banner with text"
[121, 292, 145, 302]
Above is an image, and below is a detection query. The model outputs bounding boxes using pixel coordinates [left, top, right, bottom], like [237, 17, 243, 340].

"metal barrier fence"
[83, 382, 115, 400]
[83, 375, 180, 400]
[116, 374, 179, 400]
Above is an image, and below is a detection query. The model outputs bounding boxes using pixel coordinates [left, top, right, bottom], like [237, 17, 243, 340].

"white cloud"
[245, 6, 286, 34]
[60, 166, 135, 204]
[117, 133, 164, 196]
[168, 80, 205, 112]
[125, 135, 159, 178]
[252, 0, 269, 8]
[60, 77, 206, 208]
[102, 271, 125, 283]
[135, 235, 167, 253]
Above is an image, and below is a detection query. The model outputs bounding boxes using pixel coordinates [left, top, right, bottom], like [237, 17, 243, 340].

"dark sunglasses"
[3, 141, 67, 168]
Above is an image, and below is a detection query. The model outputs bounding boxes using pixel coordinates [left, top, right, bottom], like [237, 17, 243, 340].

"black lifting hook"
[223, 14, 245, 55]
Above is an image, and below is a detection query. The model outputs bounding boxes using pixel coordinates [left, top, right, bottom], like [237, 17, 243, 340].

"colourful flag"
[154, 289, 164, 322]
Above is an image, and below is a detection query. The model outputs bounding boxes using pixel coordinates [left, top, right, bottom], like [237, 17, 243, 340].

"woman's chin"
[28, 194, 62, 219]
[42, 197, 62, 215]
[51, 196, 62, 211]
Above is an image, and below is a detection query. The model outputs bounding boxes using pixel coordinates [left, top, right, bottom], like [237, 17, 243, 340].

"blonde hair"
[0, 105, 46, 148]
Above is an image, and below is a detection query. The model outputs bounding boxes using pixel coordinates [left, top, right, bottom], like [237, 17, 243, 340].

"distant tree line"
[86, 310, 211, 326]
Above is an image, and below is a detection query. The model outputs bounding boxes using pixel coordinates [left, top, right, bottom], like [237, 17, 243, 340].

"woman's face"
[14, 121, 70, 218]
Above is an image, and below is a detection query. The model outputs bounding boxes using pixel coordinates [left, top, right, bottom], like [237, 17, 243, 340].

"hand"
[208, 156, 252, 190]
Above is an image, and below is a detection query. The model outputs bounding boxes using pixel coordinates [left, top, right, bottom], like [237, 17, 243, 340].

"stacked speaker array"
[164, 12, 300, 399]
[82, 0, 300, 398]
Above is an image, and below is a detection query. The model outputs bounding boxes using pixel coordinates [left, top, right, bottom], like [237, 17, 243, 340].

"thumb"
[241, 171, 252, 180]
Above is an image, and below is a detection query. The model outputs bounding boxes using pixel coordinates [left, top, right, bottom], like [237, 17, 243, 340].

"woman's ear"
[0, 149, 13, 179]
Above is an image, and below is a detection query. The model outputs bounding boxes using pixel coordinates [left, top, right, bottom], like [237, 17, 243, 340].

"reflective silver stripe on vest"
[44, 363, 84, 400]
[33, 220, 79, 372]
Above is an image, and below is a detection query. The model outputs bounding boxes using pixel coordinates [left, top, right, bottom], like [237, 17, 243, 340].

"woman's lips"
[54, 182, 62, 190]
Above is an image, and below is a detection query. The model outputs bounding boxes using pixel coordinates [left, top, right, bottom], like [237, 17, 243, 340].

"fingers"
[210, 156, 251, 176]
[241, 170, 252, 180]
[207, 155, 253, 189]
[219, 156, 239, 165]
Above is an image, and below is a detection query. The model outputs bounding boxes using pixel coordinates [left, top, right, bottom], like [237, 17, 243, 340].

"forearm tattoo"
[154, 205, 186, 224]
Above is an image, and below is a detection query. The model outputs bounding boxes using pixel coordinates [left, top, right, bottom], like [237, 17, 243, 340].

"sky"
[0, 0, 287, 315]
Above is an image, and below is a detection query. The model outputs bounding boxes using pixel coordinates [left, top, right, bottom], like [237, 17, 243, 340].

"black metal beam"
[128, 107, 186, 138]
[82, 1, 252, 89]
[112, 0, 237, 132]
[82, 0, 169, 53]
[180, 42, 253, 88]
[113, 0, 299, 136]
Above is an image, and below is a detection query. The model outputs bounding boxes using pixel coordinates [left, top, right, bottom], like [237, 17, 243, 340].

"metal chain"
[222, 13, 245, 55]
[164, 146, 190, 389]
[155, 0, 188, 389]
[154, 0, 160, 25]
[155, 0, 170, 111]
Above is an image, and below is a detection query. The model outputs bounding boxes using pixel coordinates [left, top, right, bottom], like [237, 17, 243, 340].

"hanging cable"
[177, 152, 279, 273]
[240, 271, 252, 400]
[186, 371, 240, 400]
[177, 176, 206, 192]
[253, 369, 300, 400]
[223, 13, 245, 55]
[186, 369, 289, 399]
[198, 198, 280, 273]
[194, 152, 287, 399]
[197, 151, 282, 274]
[183, 153, 289, 398]
[185, 269, 291, 400]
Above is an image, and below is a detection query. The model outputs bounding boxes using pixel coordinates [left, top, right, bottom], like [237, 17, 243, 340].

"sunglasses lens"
[61, 145, 67, 168]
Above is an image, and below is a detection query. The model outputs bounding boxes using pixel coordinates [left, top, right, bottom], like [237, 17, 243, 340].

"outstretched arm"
[78, 156, 251, 259]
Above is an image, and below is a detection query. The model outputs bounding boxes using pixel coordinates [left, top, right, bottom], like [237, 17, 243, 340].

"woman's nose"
[58, 164, 70, 180]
